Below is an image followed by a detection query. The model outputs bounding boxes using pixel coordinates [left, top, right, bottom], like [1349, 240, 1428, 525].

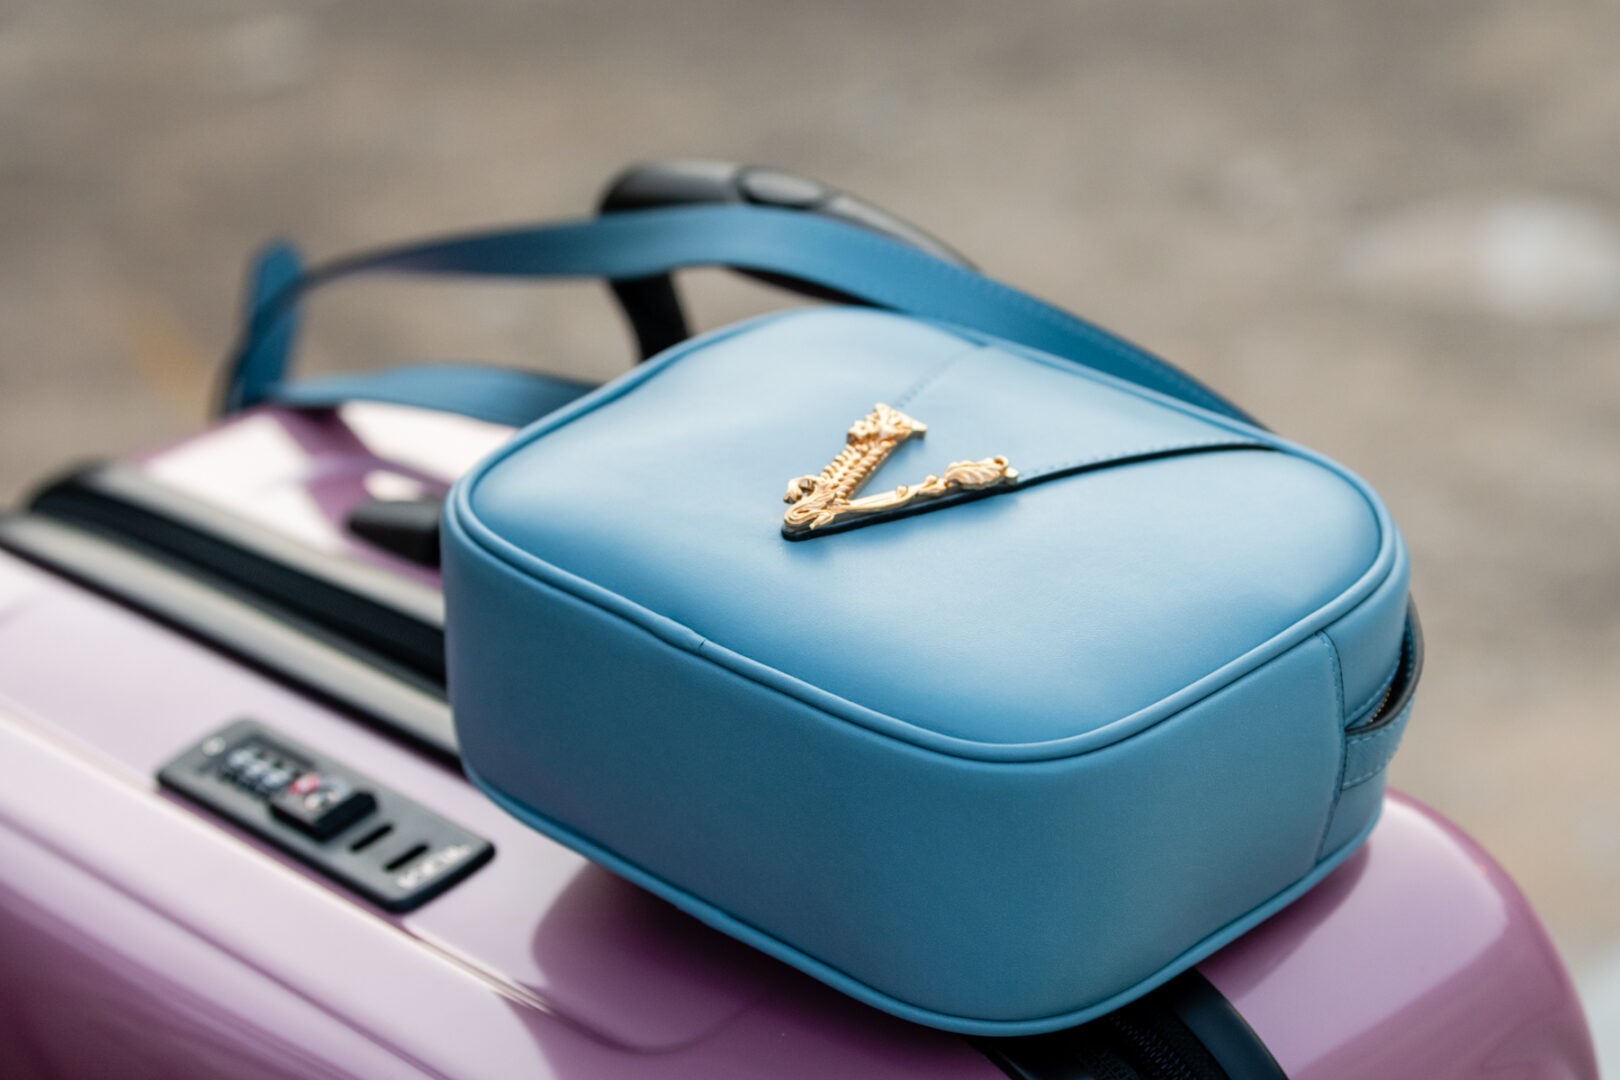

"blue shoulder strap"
[225, 204, 1251, 426]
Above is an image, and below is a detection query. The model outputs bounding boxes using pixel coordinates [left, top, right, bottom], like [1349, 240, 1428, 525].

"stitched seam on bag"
[1321, 631, 1346, 722]
[1315, 631, 1350, 860]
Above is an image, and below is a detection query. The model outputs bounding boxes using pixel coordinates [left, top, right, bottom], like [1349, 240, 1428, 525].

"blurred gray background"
[2, 0, 1618, 1038]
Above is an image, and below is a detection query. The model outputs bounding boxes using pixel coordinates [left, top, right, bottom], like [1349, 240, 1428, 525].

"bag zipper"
[1346, 606, 1423, 734]
[1357, 677, 1395, 730]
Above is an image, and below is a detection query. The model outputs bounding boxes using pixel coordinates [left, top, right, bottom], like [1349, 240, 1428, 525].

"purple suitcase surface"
[0, 401, 1599, 1079]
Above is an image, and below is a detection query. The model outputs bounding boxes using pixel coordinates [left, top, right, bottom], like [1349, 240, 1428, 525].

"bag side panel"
[445, 514, 1346, 1029]
[1322, 536, 1410, 724]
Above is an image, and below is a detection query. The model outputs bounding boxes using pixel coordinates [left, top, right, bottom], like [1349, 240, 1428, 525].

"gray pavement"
[2, 0, 1618, 1040]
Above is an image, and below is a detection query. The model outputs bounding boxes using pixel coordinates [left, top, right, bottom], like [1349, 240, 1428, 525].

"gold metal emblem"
[782, 403, 1017, 537]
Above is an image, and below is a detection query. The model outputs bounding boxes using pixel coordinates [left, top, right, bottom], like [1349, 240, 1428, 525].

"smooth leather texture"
[447, 509, 1361, 1031]
[465, 312, 1384, 749]
[220, 204, 1251, 426]
[443, 305, 1414, 1032]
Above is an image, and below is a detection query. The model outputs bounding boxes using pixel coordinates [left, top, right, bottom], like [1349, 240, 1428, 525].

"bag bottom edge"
[463, 759, 1383, 1036]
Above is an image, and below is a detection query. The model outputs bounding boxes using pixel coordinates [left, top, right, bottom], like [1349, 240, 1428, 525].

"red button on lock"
[270, 772, 377, 841]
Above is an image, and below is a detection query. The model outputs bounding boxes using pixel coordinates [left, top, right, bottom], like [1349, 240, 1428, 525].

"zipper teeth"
[1360, 681, 1394, 726]
[1350, 628, 1414, 731]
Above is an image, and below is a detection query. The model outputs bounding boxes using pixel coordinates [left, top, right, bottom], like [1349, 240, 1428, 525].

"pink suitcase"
[0, 161, 1600, 1076]
[0, 397, 1596, 1079]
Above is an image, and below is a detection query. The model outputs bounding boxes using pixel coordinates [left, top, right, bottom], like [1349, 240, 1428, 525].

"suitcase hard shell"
[0, 399, 1596, 1079]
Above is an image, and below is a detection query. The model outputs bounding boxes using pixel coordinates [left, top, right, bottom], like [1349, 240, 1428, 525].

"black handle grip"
[597, 160, 975, 359]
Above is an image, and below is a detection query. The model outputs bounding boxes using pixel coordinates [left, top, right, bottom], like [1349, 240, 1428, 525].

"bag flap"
[457, 308, 1391, 749]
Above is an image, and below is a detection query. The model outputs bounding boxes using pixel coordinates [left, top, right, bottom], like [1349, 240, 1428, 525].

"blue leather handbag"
[225, 183, 1418, 1036]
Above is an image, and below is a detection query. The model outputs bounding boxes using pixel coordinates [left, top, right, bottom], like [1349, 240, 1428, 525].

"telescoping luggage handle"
[221, 164, 1255, 427]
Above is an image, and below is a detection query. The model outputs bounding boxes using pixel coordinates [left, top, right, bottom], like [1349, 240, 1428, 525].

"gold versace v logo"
[782, 403, 1017, 537]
